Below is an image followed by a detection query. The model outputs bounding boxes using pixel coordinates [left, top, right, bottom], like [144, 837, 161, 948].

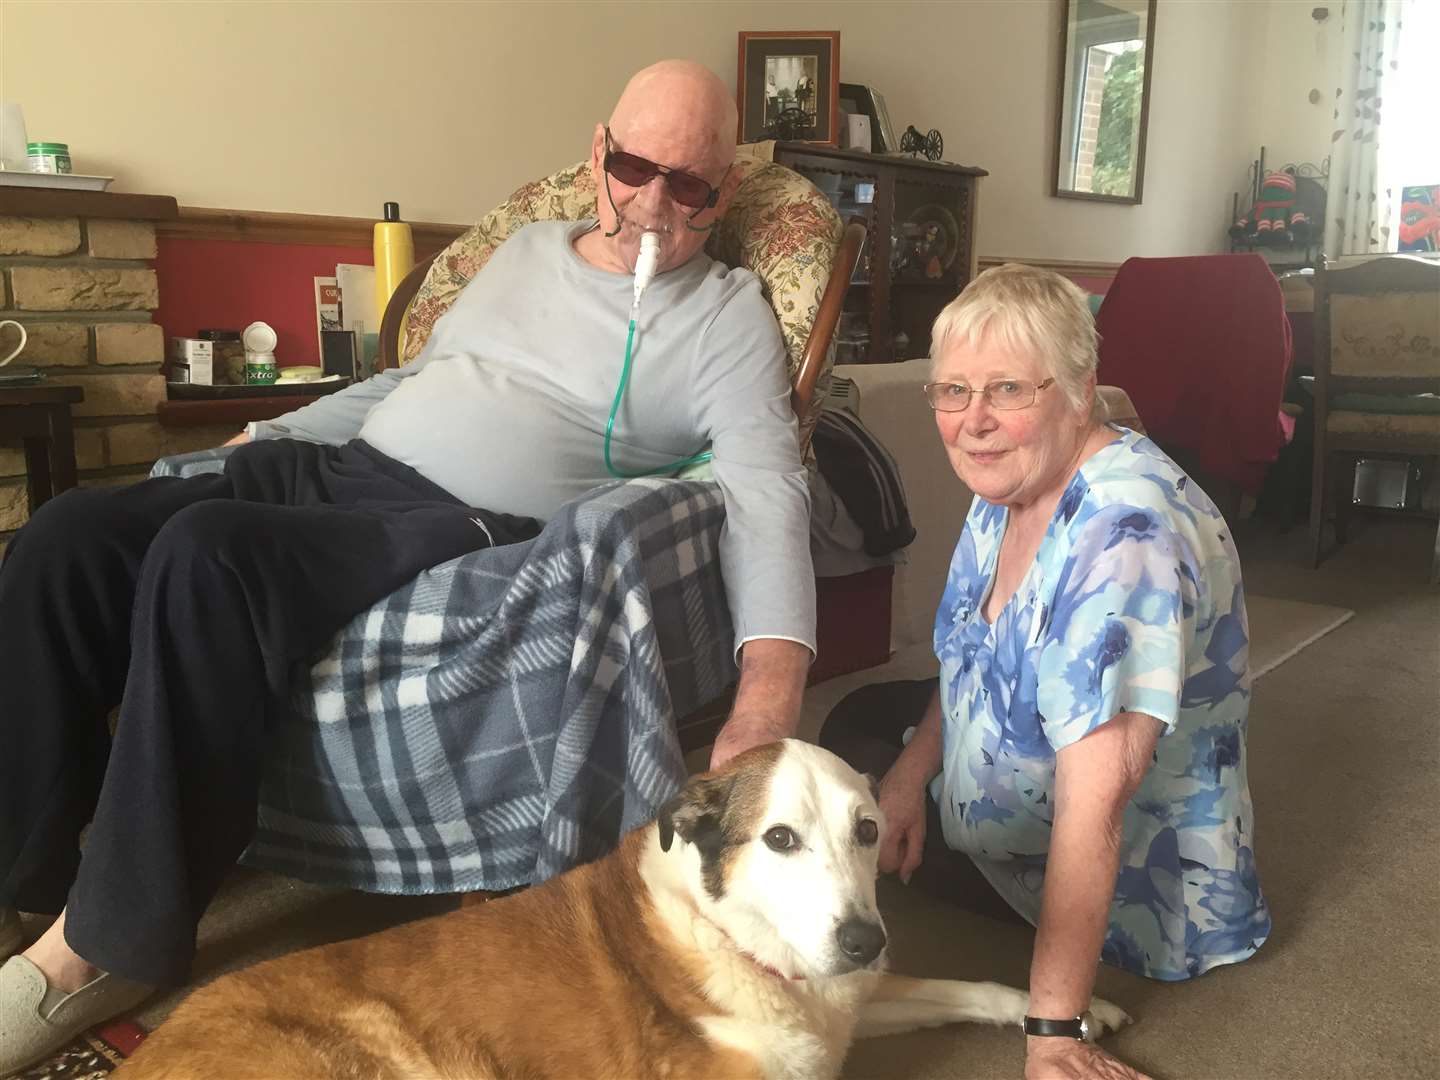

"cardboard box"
[170, 337, 216, 385]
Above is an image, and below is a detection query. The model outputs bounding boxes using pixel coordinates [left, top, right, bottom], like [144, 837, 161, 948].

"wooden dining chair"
[1307, 254, 1440, 582]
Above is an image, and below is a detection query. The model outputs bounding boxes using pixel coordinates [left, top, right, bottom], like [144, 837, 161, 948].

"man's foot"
[0, 956, 154, 1075]
[22, 911, 100, 994]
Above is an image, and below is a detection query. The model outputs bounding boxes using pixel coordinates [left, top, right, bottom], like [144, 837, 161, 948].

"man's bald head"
[579, 59, 741, 275]
[608, 60, 738, 173]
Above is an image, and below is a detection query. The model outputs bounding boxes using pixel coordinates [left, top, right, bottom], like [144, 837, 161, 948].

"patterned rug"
[7, 1021, 145, 1080]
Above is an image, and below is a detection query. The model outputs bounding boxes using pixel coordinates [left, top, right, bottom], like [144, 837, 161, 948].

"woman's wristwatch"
[1023, 1012, 1096, 1042]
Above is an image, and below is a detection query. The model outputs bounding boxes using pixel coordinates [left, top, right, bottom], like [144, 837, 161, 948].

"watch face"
[1079, 1013, 1095, 1043]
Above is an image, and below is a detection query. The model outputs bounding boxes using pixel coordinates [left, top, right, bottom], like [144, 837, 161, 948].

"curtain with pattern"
[1324, 0, 1407, 256]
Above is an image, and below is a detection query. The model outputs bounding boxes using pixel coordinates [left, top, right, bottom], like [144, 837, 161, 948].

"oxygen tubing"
[603, 308, 713, 479]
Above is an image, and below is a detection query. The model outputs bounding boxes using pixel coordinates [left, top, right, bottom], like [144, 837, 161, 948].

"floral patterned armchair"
[380, 147, 864, 453]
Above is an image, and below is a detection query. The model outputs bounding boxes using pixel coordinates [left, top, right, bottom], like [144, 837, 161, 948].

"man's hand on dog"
[877, 761, 929, 883]
[709, 715, 792, 769]
[1025, 1038, 1153, 1080]
[711, 639, 810, 769]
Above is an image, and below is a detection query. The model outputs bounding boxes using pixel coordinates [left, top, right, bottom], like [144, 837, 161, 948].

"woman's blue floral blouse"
[932, 426, 1271, 980]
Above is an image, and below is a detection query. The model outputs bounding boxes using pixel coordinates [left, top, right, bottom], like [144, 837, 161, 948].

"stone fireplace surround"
[0, 189, 235, 548]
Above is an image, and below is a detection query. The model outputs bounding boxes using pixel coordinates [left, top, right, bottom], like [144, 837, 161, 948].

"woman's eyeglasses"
[923, 377, 1056, 413]
[603, 127, 723, 211]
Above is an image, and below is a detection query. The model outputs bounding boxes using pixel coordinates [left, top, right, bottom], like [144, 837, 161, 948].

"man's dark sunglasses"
[603, 126, 723, 211]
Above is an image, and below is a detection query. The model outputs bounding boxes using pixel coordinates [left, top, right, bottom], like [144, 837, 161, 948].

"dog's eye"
[763, 826, 799, 853]
[855, 819, 879, 847]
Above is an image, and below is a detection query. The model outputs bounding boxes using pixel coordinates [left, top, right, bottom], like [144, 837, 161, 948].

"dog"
[117, 739, 1130, 1079]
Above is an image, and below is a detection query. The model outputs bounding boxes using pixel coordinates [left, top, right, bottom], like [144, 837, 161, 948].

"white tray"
[0, 170, 114, 191]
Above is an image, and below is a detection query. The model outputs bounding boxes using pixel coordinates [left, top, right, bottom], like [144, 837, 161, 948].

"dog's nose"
[836, 918, 887, 965]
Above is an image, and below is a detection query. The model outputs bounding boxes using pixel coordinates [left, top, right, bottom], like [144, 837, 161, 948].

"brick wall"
[0, 215, 233, 550]
[1074, 49, 1109, 191]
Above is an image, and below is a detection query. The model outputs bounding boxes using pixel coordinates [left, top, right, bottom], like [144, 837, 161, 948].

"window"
[1384, 0, 1440, 251]
[1061, 2, 1147, 196]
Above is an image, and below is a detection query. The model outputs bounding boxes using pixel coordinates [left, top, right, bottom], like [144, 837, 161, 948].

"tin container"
[26, 142, 71, 174]
[170, 337, 215, 385]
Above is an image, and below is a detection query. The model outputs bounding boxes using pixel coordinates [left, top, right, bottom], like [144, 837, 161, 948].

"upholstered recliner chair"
[152, 151, 867, 897]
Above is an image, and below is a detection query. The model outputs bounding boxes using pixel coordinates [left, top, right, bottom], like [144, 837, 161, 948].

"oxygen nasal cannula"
[603, 231, 714, 478]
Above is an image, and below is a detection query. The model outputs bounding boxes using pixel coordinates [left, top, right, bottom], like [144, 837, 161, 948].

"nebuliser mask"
[632, 229, 660, 310]
[603, 230, 714, 478]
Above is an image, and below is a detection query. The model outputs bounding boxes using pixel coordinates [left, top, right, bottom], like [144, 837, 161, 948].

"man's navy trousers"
[0, 438, 538, 985]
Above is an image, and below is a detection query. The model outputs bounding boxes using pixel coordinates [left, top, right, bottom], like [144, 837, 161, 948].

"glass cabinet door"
[799, 165, 883, 364]
[775, 144, 983, 365]
[890, 175, 973, 360]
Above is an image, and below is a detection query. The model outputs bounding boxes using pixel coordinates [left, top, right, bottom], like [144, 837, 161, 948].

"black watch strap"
[1024, 1015, 1086, 1040]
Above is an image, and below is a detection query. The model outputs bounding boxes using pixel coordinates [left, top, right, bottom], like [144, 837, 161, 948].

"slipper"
[0, 956, 153, 1076]
[0, 910, 20, 963]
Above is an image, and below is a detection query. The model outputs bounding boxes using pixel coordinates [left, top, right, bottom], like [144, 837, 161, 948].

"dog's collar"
[708, 921, 806, 981]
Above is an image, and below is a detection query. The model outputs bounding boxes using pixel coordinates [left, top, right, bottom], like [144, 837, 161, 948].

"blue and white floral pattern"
[931, 426, 1271, 980]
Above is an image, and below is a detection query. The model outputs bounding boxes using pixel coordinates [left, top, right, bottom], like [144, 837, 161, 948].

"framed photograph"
[737, 31, 840, 145]
[839, 82, 896, 154]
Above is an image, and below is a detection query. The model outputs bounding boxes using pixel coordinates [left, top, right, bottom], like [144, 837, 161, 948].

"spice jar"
[198, 329, 245, 384]
[26, 142, 71, 174]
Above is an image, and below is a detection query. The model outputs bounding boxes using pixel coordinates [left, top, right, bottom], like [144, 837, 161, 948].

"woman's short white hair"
[930, 263, 1104, 422]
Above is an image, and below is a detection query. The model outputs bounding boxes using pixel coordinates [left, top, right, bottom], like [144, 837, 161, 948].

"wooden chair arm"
[791, 220, 867, 438]
[376, 251, 439, 372]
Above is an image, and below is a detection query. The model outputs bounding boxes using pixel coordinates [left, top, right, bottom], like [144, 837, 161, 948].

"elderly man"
[0, 60, 813, 1071]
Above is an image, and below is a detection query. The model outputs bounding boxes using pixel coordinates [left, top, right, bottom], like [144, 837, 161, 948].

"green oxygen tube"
[603, 231, 713, 479]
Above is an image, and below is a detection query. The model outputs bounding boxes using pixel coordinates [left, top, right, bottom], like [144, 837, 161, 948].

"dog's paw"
[1087, 997, 1134, 1038]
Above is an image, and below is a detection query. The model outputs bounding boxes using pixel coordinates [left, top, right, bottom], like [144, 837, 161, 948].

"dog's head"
[657, 739, 887, 978]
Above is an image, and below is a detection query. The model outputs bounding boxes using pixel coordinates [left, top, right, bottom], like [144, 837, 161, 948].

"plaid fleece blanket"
[152, 449, 736, 894]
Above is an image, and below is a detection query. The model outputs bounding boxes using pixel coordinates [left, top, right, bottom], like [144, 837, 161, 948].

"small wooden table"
[0, 383, 85, 513]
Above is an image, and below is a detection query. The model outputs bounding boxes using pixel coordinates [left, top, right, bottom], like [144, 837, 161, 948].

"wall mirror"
[1053, 0, 1156, 204]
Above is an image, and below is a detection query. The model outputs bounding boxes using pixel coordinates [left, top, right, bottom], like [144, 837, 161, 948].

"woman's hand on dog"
[1024, 1038, 1153, 1080]
[877, 764, 928, 883]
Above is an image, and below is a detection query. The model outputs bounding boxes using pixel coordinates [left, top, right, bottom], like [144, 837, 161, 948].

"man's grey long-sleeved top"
[250, 220, 815, 657]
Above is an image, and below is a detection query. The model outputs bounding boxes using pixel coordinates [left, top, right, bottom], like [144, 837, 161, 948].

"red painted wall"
[154, 237, 371, 371]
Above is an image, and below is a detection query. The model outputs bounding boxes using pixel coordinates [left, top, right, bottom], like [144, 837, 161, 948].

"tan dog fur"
[118, 741, 1130, 1079]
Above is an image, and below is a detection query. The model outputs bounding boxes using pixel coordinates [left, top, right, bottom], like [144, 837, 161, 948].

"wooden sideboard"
[773, 143, 987, 363]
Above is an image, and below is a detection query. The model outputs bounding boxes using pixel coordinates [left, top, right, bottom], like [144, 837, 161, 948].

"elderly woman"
[821, 264, 1270, 1080]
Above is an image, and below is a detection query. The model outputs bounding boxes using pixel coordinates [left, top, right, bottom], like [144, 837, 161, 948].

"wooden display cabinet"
[773, 143, 986, 363]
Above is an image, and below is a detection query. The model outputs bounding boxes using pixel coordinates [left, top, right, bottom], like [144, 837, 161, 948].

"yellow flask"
[373, 201, 415, 358]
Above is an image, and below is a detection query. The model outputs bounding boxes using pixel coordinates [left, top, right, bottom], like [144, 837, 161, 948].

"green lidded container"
[27, 142, 72, 174]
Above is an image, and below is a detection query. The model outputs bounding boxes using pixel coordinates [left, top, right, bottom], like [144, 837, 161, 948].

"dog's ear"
[658, 774, 733, 853]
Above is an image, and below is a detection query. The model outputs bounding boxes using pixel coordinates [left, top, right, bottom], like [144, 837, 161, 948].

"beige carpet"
[1246, 595, 1355, 680]
[27, 519, 1432, 1079]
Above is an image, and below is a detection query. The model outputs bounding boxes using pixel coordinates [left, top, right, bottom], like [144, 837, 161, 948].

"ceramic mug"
[0, 320, 27, 366]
